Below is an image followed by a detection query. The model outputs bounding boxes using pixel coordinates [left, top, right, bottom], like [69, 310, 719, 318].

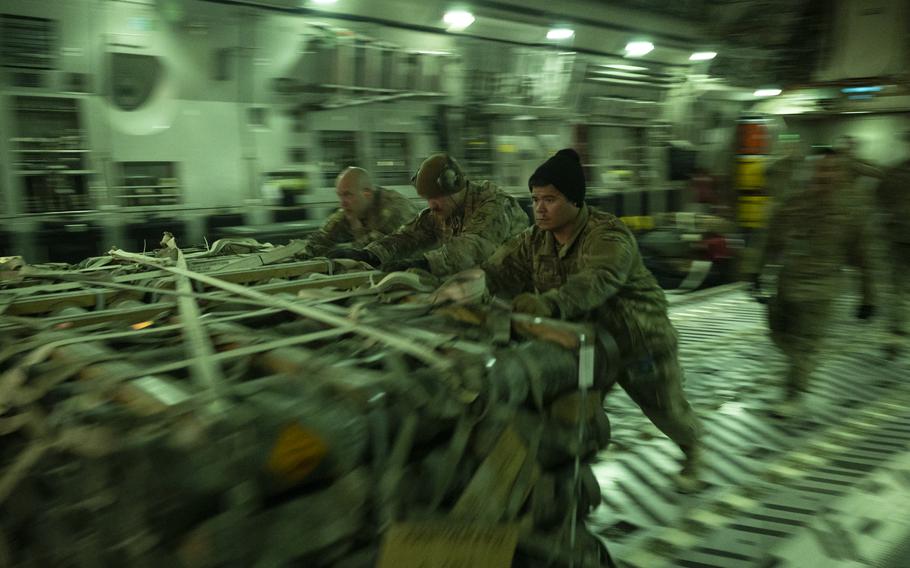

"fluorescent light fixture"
[689, 51, 717, 61]
[841, 86, 881, 94]
[443, 10, 475, 31]
[624, 41, 654, 57]
[605, 64, 648, 72]
[311, 0, 338, 5]
[547, 28, 575, 40]
[842, 111, 871, 115]
[754, 88, 782, 97]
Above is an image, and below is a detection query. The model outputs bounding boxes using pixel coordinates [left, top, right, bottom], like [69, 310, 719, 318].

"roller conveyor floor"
[591, 284, 910, 568]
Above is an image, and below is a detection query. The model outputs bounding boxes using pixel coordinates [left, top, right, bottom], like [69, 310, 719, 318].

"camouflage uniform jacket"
[876, 159, 910, 244]
[301, 187, 418, 257]
[761, 187, 852, 302]
[366, 180, 529, 276]
[840, 157, 884, 212]
[483, 205, 678, 361]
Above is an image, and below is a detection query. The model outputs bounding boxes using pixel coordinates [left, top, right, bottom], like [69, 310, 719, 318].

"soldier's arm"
[378, 193, 420, 235]
[756, 196, 793, 271]
[424, 194, 524, 275]
[482, 230, 534, 298]
[852, 159, 885, 180]
[365, 210, 437, 262]
[537, 226, 639, 319]
[301, 210, 351, 257]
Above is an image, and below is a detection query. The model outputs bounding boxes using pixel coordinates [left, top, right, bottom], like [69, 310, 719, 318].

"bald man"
[299, 167, 418, 258]
[331, 153, 528, 276]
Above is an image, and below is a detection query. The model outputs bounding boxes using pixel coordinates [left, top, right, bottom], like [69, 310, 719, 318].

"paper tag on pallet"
[578, 332, 595, 390]
[452, 426, 528, 521]
[377, 521, 518, 568]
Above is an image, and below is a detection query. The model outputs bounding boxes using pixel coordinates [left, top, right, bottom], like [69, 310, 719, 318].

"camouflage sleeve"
[302, 209, 352, 257]
[757, 194, 795, 270]
[539, 226, 638, 320]
[481, 230, 534, 298]
[424, 192, 528, 276]
[365, 209, 438, 263]
[377, 192, 420, 235]
[852, 159, 885, 180]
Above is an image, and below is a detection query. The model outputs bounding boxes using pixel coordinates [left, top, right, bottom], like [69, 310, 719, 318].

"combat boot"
[673, 445, 705, 493]
[770, 389, 803, 419]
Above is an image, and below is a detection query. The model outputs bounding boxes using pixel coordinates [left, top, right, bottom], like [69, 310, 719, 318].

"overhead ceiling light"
[546, 28, 575, 40]
[443, 10, 475, 31]
[605, 64, 648, 72]
[754, 88, 782, 97]
[310, 0, 338, 5]
[624, 41, 654, 57]
[689, 51, 717, 61]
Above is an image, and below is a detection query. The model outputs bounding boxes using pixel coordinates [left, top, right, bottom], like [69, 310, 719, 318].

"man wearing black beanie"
[483, 148, 703, 492]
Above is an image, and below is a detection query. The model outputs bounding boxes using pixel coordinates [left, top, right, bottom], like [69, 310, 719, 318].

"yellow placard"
[378, 522, 519, 568]
[735, 156, 767, 190]
[620, 216, 655, 232]
[266, 422, 328, 485]
[738, 195, 770, 228]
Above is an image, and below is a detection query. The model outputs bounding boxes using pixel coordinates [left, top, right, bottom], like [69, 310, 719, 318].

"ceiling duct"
[815, 0, 910, 82]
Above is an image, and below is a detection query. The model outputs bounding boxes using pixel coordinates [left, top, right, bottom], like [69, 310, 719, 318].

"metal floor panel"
[591, 285, 910, 567]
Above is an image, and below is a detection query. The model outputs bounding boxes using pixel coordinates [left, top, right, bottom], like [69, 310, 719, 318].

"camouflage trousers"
[611, 348, 702, 454]
[768, 294, 834, 396]
[886, 241, 910, 337]
[845, 222, 876, 306]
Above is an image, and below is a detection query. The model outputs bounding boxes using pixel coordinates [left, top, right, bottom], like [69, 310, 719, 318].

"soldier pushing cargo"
[482, 149, 704, 492]
[331, 153, 528, 276]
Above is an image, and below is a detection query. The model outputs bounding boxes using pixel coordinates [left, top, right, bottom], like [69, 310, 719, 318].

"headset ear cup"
[440, 167, 457, 193]
[437, 155, 463, 193]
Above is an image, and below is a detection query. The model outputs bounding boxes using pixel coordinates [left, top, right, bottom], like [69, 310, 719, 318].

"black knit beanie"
[528, 148, 586, 207]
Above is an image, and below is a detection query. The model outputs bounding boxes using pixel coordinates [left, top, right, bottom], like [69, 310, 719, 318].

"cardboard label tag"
[378, 522, 518, 568]
[452, 426, 527, 521]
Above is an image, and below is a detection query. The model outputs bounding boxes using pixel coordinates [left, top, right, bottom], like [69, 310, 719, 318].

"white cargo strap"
[570, 330, 595, 567]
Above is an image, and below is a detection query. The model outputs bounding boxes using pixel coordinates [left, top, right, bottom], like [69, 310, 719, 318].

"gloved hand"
[327, 248, 380, 266]
[383, 256, 431, 273]
[512, 293, 555, 318]
[856, 303, 875, 320]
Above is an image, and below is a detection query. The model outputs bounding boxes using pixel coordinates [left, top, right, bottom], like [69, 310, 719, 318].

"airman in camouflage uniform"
[298, 167, 418, 257]
[836, 136, 885, 317]
[483, 149, 703, 491]
[756, 150, 851, 412]
[332, 154, 528, 276]
[875, 158, 910, 356]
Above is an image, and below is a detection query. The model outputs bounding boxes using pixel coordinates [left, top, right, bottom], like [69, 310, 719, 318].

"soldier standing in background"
[296, 167, 418, 257]
[875, 150, 910, 358]
[331, 153, 528, 276]
[764, 134, 806, 207]
[836, 135, 885, 319]
[754, 148, 852, 416]
[483, 149, 704, 492]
